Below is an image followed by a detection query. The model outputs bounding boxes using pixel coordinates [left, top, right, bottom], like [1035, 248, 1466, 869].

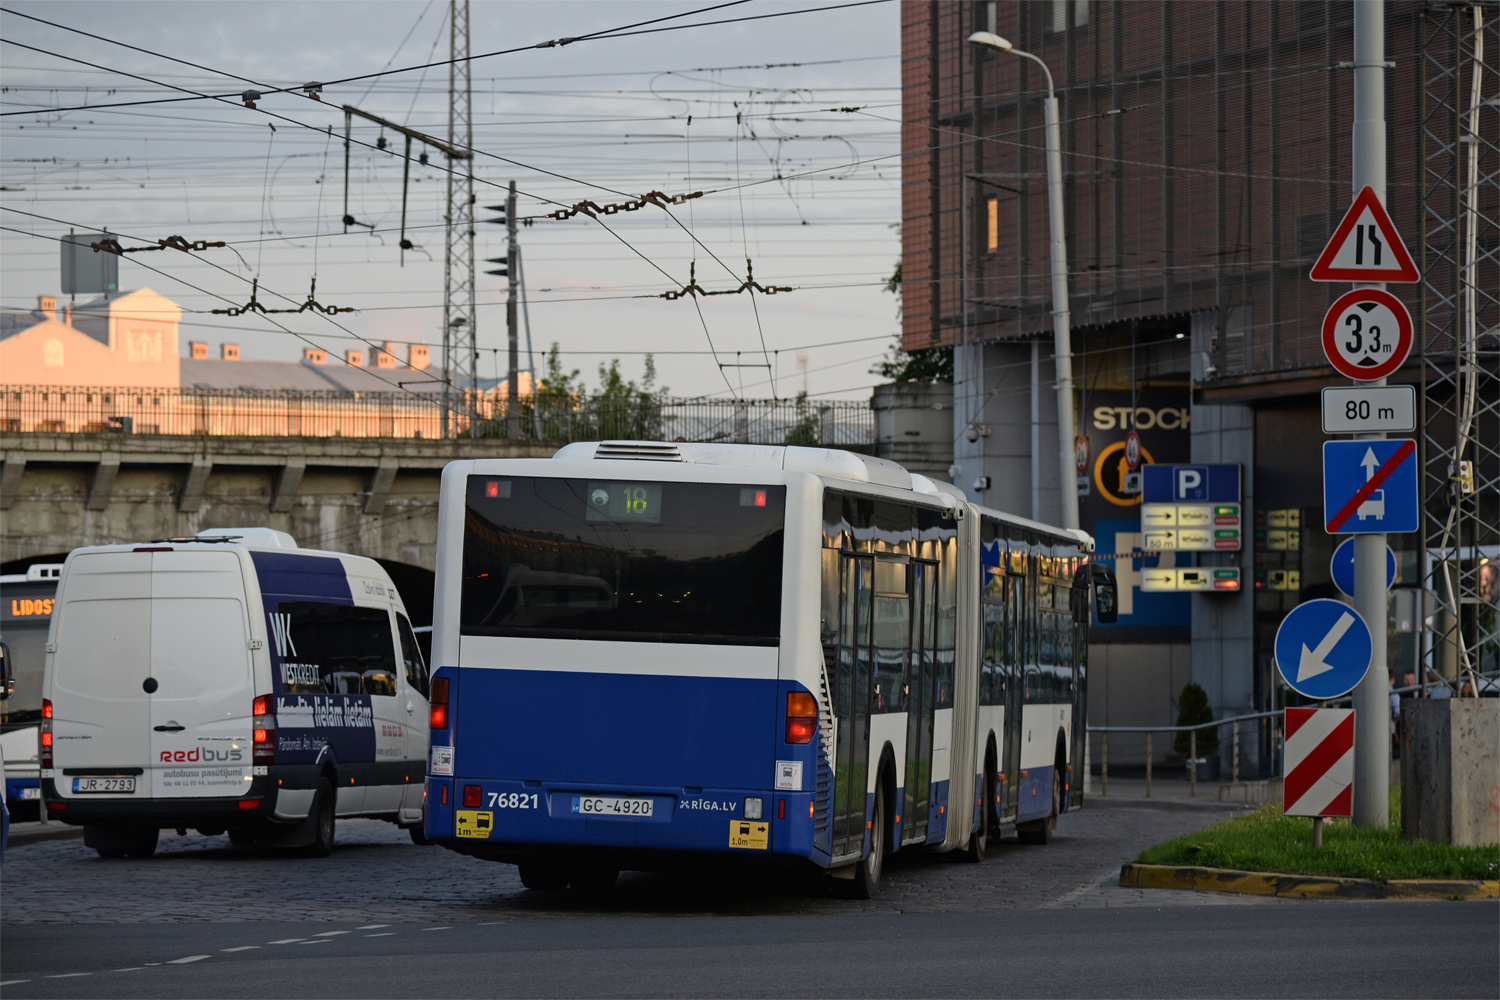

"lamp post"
[968, 31, 1079, 531]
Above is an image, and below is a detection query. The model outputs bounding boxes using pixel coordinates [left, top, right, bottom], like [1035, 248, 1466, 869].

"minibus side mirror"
[0, 641, 11, 700]
[1091, 565, 1119, 624]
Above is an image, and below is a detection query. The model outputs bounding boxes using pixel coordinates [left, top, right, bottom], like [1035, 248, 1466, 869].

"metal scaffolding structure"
[1419, 2, 1500, 691]
[441, 0, 477, 438]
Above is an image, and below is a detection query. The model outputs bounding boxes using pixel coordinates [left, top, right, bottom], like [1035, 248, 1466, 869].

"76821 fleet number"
[487, 792, 539, 809]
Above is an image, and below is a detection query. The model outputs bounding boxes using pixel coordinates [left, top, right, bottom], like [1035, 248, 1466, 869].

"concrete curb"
[1118, 863, 1499, 900]
[5, 823, 85, 848]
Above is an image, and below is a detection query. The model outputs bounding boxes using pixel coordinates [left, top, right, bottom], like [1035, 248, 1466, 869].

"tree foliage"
[1173, 682, 1219, 757]
[870, 333, 953, 384]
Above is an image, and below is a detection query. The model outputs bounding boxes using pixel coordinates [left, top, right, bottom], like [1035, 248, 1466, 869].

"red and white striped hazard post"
[1283, 707, 1355, 847]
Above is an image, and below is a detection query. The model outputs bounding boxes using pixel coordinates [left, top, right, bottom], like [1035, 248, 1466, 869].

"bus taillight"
[785, 691, 817, 744]
[430, 677, 450, 730]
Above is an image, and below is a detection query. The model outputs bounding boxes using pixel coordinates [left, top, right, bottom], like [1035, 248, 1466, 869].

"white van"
[41, 528, 430, 858]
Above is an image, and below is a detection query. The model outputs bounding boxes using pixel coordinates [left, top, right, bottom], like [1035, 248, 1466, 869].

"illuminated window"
[986, 198, 999, 252]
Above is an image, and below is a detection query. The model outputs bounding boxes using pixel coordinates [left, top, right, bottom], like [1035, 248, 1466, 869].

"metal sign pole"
[1351, 0, 1390, 829]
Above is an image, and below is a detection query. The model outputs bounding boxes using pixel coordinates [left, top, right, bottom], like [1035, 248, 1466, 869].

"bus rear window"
[461, 476, 785, 645]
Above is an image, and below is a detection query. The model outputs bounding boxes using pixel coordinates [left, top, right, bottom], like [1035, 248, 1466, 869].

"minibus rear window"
[461, 476, 784, 645]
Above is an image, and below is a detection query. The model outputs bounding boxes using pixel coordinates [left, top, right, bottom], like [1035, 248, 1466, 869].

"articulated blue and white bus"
[424, 442, 1115, 897]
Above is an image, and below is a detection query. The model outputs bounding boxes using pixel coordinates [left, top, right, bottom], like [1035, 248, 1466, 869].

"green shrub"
[1174, 682, 1218, 757]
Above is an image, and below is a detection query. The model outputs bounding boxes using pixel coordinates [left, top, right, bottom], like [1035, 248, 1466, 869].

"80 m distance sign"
[1322, 288, 1413, 381]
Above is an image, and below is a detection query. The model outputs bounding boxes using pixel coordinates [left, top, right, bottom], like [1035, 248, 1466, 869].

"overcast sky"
[1, 0, 901, 399]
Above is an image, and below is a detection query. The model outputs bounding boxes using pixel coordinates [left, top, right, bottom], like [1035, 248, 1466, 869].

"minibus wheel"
[301, 779, 336, 857]
[123, 828, 158, 859]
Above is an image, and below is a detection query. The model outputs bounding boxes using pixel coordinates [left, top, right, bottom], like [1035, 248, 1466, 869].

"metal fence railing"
[1087, 711, 1284, 800]
[0, 385, 875, 447]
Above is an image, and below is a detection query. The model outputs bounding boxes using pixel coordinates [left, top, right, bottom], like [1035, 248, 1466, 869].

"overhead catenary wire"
[0, 1, 890, 116]
[1, 7, 902, 398]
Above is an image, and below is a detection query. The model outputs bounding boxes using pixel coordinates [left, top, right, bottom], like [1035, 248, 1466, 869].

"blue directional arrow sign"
[1323, 439, 1418, 534]
[1330, 538, 1397, 599]
[1274, 599, 1373, 700]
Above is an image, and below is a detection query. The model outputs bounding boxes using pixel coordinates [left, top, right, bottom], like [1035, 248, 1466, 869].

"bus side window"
[397, 613, 429, 699]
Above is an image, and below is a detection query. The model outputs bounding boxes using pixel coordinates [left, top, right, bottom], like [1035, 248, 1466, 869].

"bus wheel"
[1018, 772, 1060, 845]
[837, 781, 887, 899]
[407, 825, 431, 846]
[962, 772, 991, 863]
[519, 864, 568, 891]
[301, 779, 336, 858]
[568, 868, 619, 895]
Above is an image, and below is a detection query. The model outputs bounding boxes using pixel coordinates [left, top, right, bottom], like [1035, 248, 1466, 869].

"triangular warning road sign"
[1310, 186, 1419, 283]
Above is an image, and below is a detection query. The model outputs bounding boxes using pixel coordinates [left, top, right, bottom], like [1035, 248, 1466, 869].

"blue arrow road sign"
[1274, 599, 1373, 700]
[1330, 538, 1397, 599]
[1323, 439, 1418, 534]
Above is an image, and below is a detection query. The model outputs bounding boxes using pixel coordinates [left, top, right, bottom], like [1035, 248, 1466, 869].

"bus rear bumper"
[425, 776, 828, 867]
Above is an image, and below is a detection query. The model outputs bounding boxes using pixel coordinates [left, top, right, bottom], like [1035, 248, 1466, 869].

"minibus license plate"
[571, 795, 652, 817]
[72, 776, 135, 794]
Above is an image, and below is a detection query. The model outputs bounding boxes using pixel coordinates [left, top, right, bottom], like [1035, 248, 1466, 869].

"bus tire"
[519, 863, 568, 891]
[300, 779, 336, 858]
[407, 825, 431, 846]
[1018, 768, 1061, 845]
[837, 779, 888, 899]
[962, 765, 992, 863]
[568, 868, 618, 895]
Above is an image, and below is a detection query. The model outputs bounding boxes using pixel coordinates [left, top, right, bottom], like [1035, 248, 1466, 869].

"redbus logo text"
[159, 747, 244, 763]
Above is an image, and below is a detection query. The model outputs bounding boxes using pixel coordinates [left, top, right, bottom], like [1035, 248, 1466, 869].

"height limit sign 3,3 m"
[1321, 288, 1413, 381]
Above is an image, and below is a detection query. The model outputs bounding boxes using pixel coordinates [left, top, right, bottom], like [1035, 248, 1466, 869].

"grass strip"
[1135, 790, 1499, 882]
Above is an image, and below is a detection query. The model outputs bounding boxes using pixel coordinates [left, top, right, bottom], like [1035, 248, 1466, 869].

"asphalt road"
[3, 905, 1495, 998]
[3, 794, 1496, 998]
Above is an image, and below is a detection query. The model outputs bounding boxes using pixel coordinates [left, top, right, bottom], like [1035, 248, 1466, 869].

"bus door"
[902, 560, 938, 844]
[1069, 576, 1089, 808]
[831, 553, 874, 861]
[1003, 573, 1025, 822]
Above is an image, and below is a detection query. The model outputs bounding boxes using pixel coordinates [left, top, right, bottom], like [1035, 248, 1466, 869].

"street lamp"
[968, 31, 1079, 531]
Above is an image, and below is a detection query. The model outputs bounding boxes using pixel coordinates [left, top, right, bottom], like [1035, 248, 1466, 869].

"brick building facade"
[899, 1, 1475, 767]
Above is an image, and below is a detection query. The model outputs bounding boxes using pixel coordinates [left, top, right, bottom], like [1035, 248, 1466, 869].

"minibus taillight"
[253, 695, 272, 717]
[40, 698, 53, 767]
[253, 727, 275, 763]
[430, 677, 450, 730]
[786, 691, 817, 744]
[133, 546, 173, 552]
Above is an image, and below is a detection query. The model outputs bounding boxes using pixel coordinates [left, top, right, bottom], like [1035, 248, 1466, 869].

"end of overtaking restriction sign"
[1323, 439, 1418, 534]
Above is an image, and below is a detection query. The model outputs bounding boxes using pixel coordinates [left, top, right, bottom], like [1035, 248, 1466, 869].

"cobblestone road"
[2, 796, 1271, 925]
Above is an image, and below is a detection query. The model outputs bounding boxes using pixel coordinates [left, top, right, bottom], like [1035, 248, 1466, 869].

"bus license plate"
[571, 795, 653, 817]
[72, 776, 135, 794]
[22, 787, 41, 800]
